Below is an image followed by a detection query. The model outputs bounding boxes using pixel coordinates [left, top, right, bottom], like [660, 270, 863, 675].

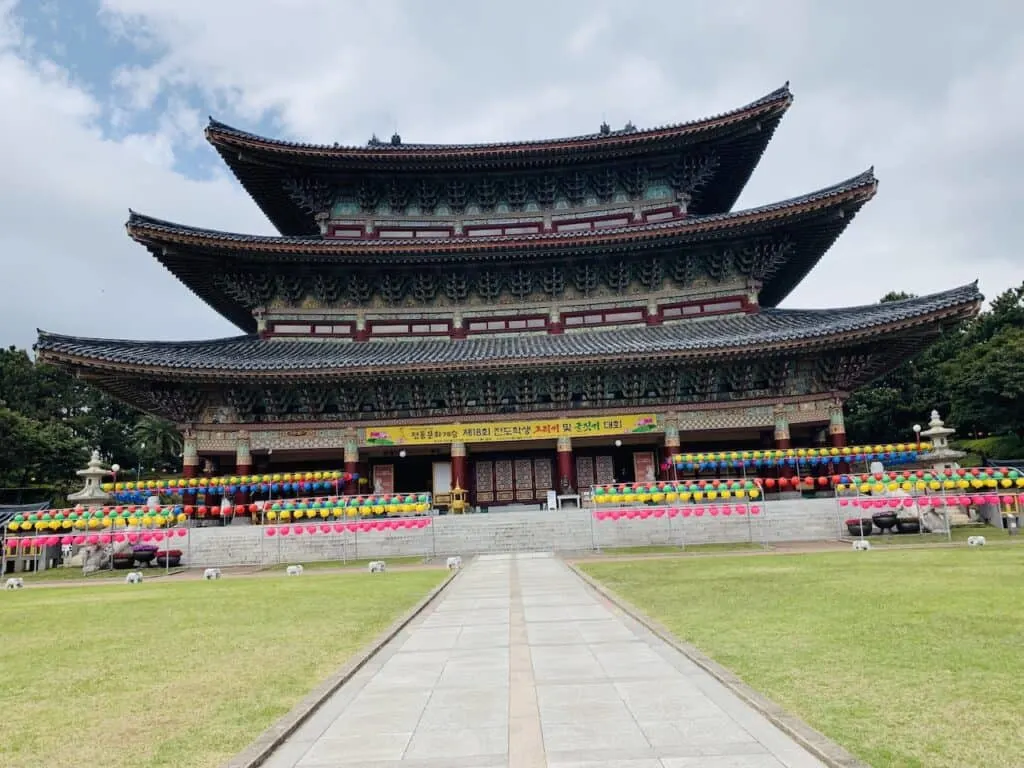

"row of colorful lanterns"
[5, 529, 188, 550]
[103, 469, 357, 493]
[593, 488, 761, 503]
[264, 519, 431, 537]
[668, 444, 930, 469]
[7, 513, 187, 532]
[594, 505, 762, 520]
[840, 494, 1023, 509]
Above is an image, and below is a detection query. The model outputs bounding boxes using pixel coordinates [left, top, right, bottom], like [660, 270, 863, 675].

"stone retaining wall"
[170, 498, 843, 567]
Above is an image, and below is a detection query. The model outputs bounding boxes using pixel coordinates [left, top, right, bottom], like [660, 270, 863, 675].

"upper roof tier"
[129, 169, 876, 332]
[37, 284, 981, 378]
[207, 85, 793, 235]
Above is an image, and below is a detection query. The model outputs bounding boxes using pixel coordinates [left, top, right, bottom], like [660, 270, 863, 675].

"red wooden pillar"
[234, 432, 251, 507]
[451, 442, 467, 491]
[344, 438, 359, 495]
[829, 402, 847, 448]
[662, 421, 680, 480]
[774, 409, 795, 485]
[182, 432, 199, 509]
[556, 436, 575, 493]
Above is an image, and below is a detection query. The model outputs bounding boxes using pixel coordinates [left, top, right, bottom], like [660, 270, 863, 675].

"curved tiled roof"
[207, 85, 794, 235]
[128, 170, 876, 332]
[207, 86, 792, 158]
[36, 283, 981, 377]
[128, 169, 875, 257]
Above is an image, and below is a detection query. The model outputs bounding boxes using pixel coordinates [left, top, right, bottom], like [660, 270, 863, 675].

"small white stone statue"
[286, 565, 304, 576]
[125, 571, 143, 584]
[368, 560, 386, 573]
[852, 540, 872, 551]
[4, 577, 25, 590]
[446, 556, 463, 570]
[967, 536, 986, 547]
[203, 568, 222, 580]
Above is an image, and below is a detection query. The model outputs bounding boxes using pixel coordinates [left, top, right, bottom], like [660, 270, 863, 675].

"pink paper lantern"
[152, 532, 165, 542]
[681, 508, 692, 517]
[709, 506, 719, 517]
[902, 498, 914, 508]
[750, 505, 762, 515]
[960, 495, 972, 506]
[838, 498, 849, 507]
[293, 525, 304, 535]
[280, 526, 290, 536]
[357, 522, 371, 532]
[419, 518, 431, 528]
[99, 534, 112, 544]
[638, 509, 652, 519]
[736, 506, 747, 516]
[320, 524, 331, 534]
[387, 520, 401, 529]
[306, 524, 318, 535]
[87, 535, 100, 545]
[73, 535, 86, 545]
[332, 523, 345, 533]
[694, 506, 705, 517]
[345, 523, 358, 532]
[623, 510, 637, 519]
[373, 521, 387, 531]
[265, 527, 276, 537]
[652, 508, 665, 518]
[60, 535, 73, 545]
[594, 511, 607, 521]
[114, 532, 126, 542]
[722, 505, 732, 516]
[987, 494, 1000, 505]
[176, 528, 187, 537]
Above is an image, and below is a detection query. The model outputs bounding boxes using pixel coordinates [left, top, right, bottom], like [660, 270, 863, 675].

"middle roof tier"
[130, 170, 876, 333]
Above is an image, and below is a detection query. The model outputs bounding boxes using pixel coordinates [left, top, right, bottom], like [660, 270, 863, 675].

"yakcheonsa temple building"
[38, 84, 981, 507]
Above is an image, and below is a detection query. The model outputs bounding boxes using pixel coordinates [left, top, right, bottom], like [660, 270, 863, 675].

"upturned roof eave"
[205, 85, 793, 164]
[34, 285, 982, 381]
[126, 169, 877, 260]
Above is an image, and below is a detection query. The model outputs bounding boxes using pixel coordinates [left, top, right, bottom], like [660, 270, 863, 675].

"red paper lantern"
[764, 478, 776, 489]
[817, 476, 829, 487]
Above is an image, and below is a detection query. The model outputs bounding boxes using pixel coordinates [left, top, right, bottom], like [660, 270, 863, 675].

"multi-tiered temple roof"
[37, 85, 981, 429]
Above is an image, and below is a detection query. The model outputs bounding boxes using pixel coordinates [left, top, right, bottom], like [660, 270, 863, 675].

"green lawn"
[17, 566, 185, 581]
[582, 548, 1024, 768]
[601, 542, 764, 556]
[263, 555, 429, 571]
[0, 570, 447, 768]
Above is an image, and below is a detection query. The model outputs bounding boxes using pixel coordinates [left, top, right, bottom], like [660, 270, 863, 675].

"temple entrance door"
[472, 452, 554, 507]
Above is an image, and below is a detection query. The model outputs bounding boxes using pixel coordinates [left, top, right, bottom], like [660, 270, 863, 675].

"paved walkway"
[262, 553, 826, 768]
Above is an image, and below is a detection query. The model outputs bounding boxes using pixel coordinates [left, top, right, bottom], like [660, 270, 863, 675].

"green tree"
[133, 415, 183, 472]
[946, 326, 1024, 436]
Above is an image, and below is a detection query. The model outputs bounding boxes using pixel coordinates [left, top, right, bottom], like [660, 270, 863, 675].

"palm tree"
[132, 416, 183, 472]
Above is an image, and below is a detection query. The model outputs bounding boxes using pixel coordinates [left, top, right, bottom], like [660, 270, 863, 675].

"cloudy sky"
[1, 0, 1021, 350]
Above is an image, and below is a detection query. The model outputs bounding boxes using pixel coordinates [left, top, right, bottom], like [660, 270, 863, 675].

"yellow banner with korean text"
[363, 415, 659, 446]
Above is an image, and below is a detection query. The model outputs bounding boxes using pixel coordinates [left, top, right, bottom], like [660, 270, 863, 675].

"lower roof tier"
[38, 284, 980, 379]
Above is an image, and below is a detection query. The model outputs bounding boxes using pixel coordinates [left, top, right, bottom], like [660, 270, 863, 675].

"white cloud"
[1, 0, 1022, 353]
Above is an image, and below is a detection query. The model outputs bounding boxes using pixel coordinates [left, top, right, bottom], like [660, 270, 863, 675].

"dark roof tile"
[36, 283, 982, 376]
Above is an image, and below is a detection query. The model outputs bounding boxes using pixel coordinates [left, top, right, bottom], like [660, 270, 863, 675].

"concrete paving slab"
[258, 553, 828, 768]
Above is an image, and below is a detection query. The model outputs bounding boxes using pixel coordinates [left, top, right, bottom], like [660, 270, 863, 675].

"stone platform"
[260, 553, 827, 768]
[178, 499, 842, 567]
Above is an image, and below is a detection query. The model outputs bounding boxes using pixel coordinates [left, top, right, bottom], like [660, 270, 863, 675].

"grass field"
[601, 542, 764, 556]
[262, 555, 427, 571]
[582, 547, 1024, 768]
[17, 566, 186, 582]
[0, 570, 448, 768]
